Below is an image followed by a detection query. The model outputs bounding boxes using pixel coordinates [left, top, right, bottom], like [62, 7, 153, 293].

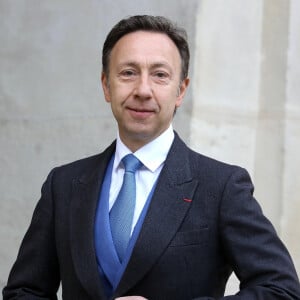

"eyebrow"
[118, 61, 172, 71]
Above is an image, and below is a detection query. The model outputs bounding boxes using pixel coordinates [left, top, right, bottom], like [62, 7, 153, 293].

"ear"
[101, 72, 111, 102]
[175, 77, 190, 108]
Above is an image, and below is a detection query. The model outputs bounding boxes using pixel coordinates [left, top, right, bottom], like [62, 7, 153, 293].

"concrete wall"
[282, 0, 300, 274]
[0, 0, 198, 291]
[1, 0, 299, 295]
[191, 0, 300, 292]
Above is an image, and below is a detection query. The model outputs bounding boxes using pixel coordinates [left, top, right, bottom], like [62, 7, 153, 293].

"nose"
[133, 74, 152, 100]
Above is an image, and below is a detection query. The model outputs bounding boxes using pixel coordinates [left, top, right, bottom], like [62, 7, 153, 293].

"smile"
[127, 107, 155, 119]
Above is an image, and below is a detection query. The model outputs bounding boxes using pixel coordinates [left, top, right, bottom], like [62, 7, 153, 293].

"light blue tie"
[110, 154, 142, 262]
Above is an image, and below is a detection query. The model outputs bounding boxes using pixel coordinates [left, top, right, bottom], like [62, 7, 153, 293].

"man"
[3, 15, 300, 300]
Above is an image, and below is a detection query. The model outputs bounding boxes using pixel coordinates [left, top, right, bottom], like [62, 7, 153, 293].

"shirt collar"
[115, 125, 174, 172]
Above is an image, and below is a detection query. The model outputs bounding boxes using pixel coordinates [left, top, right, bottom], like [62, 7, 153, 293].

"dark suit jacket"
[3, 133, 300, 299]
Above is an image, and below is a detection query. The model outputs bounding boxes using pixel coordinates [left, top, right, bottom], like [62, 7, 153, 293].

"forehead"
[110, 31, 181, 67]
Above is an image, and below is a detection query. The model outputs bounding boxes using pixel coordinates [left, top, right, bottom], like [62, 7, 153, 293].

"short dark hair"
[102, 15, 190, 81]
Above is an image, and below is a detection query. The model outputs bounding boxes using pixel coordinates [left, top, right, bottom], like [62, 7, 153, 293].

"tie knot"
[122, 154, 142, 173]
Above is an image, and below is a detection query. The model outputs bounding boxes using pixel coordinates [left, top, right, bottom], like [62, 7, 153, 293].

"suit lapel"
[115, 134, 199, 296]
[70, 142, 115, 299]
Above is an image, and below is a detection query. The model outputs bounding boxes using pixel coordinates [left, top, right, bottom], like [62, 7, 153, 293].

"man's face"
[102, 30, 189, 151]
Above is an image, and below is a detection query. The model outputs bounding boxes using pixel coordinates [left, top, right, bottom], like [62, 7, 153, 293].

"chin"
[127, 129, 155, 143]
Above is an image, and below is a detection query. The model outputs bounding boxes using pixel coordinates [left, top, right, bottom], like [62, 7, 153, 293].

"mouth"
[127, 107, 155, 119]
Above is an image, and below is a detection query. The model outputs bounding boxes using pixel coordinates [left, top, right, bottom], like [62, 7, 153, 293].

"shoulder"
[189, 147, 241, 175]
[170, 133, 252, 195]
[173, 132, 243, 174]
[47, 141, 116, 184]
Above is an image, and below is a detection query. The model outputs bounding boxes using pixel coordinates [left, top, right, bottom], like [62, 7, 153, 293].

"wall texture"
[0, 0, 198, 291]
[1, 0, 299, 296]
[191, 0, 300, 290]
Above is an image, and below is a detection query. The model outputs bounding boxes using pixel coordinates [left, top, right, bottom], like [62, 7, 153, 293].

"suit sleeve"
[2, 169, 60, 299]
[216, 167, 300, 299]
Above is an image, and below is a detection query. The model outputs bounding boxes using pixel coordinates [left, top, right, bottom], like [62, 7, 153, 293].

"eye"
[120, 69, 136, 77]
[152, 70, 170, 84]
[154, 71, 168, 78]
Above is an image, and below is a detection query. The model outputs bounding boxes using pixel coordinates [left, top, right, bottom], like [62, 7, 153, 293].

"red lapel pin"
[183, 198, 192, 203]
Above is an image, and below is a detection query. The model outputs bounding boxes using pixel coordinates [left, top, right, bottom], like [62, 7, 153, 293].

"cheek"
[111, 83, 133, 101]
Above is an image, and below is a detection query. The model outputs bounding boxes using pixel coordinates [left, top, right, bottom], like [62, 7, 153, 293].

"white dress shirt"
[109, 125, 175, 234]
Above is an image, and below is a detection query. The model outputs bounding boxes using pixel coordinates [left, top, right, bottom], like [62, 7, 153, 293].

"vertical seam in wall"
[187, 0, 201, 145]
[255, 0, 290, 234]
[280, 1, 292, 236]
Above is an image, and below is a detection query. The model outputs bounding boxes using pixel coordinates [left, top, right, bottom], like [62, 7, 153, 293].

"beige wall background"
[1, 0, 299, 295]
[191, 0, 300, 291]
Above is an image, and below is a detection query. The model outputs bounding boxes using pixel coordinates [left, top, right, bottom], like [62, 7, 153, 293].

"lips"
[127, 107, 155, 119]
